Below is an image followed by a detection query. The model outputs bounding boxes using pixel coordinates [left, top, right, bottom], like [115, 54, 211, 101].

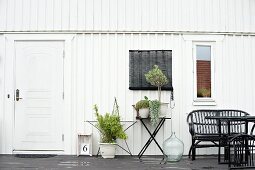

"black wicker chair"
[228, 134, 255, 169]
[187, 110, 249, 160]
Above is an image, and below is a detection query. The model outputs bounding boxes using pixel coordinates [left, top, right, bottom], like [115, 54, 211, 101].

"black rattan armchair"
[228, 134, 255, 169]
[187, 110, 220, 160]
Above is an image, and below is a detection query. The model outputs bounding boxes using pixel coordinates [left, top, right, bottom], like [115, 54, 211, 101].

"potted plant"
[135, 96, 150, 118]
[197, 88, 211, 97]
[145, 65, 169, 102]
[94, 103, 127, 158]
[149, 99, 161, 126]
[145, 65, 169, 117]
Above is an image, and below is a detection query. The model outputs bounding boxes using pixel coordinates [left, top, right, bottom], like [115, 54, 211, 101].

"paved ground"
[0, 155, 229, 170]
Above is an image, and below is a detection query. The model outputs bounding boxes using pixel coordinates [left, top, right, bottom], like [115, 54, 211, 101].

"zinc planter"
[99, 143, 117, 158]
[139, 108, 150, 118]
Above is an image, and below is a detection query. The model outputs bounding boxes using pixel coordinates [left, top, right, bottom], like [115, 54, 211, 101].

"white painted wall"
[0, 0, 255, 33]
[75, 33, 255, 155]
[1, 33, 255, 155]
[0, 0, 255, 156]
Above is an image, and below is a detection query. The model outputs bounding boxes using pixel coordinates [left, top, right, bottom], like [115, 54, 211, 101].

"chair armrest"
[251, 123, 255, 135]
[187, 113, 195, 135]
[188, 123, 194, 135]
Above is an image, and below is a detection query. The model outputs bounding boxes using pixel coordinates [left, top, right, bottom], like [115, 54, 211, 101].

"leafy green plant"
[135, 96, 149, 110]
[149, 100, 161, 126]
[94, 105, 127, 143]
[145, 65, 169, 102]
[197, 88, 211, 97]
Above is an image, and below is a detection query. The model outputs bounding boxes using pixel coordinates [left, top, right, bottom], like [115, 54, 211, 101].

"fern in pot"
[94, 103, 127, 158]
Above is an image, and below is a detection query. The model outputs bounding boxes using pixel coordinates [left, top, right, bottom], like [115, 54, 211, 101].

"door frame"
[3, 34, 75, 154]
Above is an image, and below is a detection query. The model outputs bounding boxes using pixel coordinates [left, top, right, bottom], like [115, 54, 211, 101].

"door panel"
[14, 41, 64, 151]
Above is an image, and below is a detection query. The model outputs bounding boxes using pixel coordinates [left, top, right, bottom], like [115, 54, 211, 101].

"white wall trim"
[182, 34, 225, 42]
[0, 35, 5, 154]
[1, 31, 255, 36]
[4, 34, 75, 41]
[3, 34, 75, 154]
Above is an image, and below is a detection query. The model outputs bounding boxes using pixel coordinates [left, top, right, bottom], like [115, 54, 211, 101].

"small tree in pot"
[94, 101, 127, 158]
[145, 65, 169, 125]
[145, 65, 169, 102]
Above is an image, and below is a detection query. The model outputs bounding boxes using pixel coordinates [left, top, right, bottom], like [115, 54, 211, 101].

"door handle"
[16, 89, 23, 101]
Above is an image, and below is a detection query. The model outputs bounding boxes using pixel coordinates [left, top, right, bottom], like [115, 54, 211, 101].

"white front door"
[14, 41, 64, 151]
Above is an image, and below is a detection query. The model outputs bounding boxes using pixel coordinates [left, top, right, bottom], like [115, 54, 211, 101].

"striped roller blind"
[129, 50, 172, 91]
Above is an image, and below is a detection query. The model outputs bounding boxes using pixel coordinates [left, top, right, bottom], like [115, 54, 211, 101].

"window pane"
[196, 45, 211, 98]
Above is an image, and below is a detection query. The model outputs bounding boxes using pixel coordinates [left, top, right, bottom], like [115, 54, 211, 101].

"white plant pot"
[99, 143, 117, 158]
[139, 108, 150, 118]
[160, 103, 169, 117]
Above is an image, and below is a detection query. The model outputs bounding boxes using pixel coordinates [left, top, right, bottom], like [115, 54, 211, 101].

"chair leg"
[188, 146, 192, 158]
[191, 139, 196, 160]
[192, 147, 196, 160]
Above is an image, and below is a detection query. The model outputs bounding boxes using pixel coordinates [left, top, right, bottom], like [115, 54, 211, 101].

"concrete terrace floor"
[0, 155, 229, 170]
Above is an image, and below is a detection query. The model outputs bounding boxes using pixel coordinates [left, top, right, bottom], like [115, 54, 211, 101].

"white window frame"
[193, 42, 215, 102]
[183, 34, 224, 106]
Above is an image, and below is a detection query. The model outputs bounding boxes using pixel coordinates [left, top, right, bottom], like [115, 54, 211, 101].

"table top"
[136, 116, 171, 120]
[86, 120, 136, 123]
[205, 115, 255, 121]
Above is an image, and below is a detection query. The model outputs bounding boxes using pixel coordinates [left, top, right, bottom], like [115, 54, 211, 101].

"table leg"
[138, 119, 164, 157]
[96, 147, 100, 157]
[226, 120, 231, 163]
[245, 121, 249, 163]
[116, 143, 133, 156]
[218, 119, 221, 163]
[124, 140, 132, 156]
[124, 121, 137, 132]
[138, 119, 165, 159]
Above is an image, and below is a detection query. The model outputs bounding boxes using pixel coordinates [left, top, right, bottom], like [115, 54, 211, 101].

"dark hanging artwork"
[129, 50, 172, 91]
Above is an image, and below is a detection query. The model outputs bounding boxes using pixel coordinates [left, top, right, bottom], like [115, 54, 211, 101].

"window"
[193, 43, 214, 101]
[183, 34, 224, 105]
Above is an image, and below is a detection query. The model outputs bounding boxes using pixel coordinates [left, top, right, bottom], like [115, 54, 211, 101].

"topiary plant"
[145, 65, 169, 102]
[94, 104, 127, 143]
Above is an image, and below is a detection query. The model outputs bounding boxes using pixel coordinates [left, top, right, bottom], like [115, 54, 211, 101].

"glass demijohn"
[163, 132, 184, 162]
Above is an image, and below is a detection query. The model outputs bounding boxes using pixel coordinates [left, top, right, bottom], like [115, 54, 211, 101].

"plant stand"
[86, 120, 137, 156]
[137, 117, 171, 159]
[77, 133, 92, 156]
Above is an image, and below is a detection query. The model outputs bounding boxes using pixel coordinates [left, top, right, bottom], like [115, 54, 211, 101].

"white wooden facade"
[0, 0, 255, 155]
[0, 0, 255, 33]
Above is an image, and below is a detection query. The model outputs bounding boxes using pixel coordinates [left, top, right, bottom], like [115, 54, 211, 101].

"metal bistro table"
[205, 115, 255, 164]
[136, 116, 171, 159]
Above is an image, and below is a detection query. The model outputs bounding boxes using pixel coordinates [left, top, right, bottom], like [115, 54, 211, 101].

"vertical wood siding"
[71, 33, 255, 155]
[0, 0, 255, 33]
[0, 35, 4, 153]
[1, 33, 255, 155]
